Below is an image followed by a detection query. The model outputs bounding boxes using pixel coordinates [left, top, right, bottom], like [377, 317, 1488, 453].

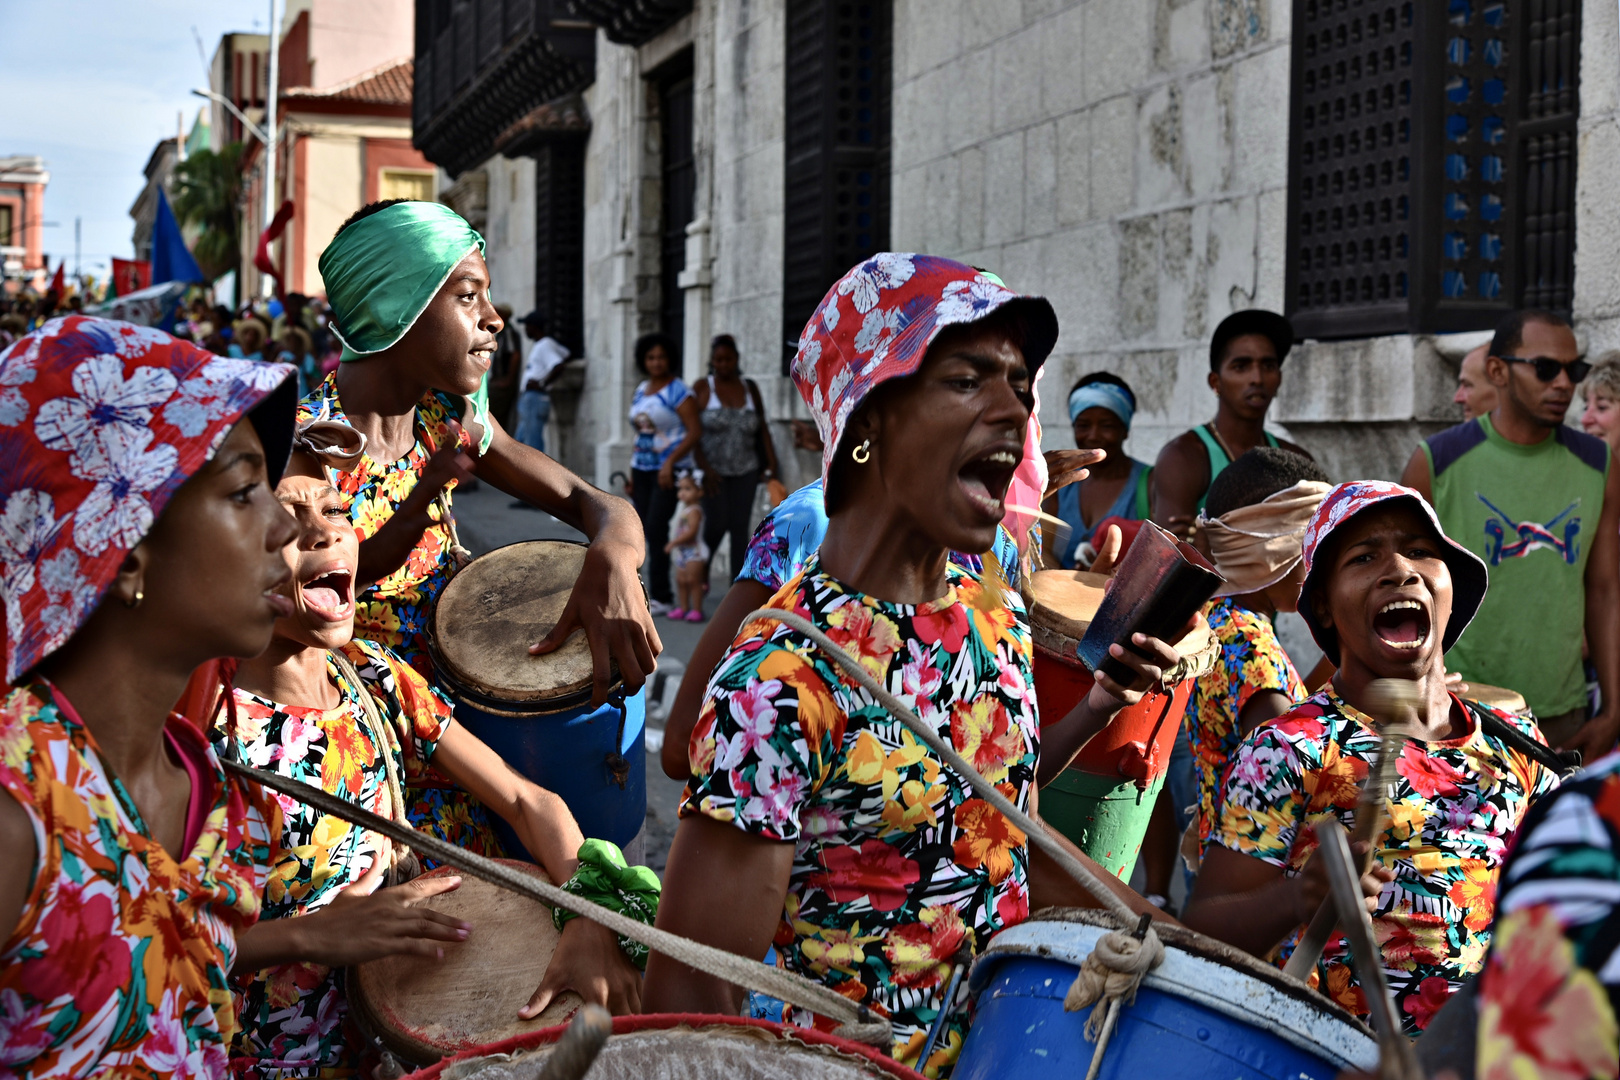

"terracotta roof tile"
[282, 58, 412, 106]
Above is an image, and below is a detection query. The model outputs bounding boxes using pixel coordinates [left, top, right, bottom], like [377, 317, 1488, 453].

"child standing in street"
[666, 470, 710, 621]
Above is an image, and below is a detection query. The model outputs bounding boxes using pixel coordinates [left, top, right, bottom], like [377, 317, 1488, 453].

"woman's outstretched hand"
[1042, 448, 1105, 502]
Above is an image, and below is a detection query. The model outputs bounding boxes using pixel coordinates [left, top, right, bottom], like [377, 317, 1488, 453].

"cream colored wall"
[308, 0, 414, 88]
[287, 114, 414, 295]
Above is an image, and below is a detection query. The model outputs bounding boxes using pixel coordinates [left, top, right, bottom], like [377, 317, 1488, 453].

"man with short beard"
[1183, 481, 1561, 1037]
[1402, 309, 1619, 760]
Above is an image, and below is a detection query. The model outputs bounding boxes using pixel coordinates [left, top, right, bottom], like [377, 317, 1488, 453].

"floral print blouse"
[297, 373, 467, 681]
[214, 639, 451, 1078]
[1476, 749, 1619, 1080]
[0, 680, 279, 1078]
[1188, 598, 1307, 846]
[682, 556, 1039, 1075]
[1211, 689, 1559, 1035]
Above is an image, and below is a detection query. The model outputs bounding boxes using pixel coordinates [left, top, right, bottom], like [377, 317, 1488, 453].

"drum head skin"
[1463, 682, 1527, 714]
[431, 541, 613, 708]
[351, 861, 581, 1062]
[1028, 570, 1108, 642]
[403, 1016, 926, 1080]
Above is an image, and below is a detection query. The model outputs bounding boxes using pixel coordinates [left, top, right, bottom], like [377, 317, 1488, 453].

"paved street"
[452, 481, 721, 874]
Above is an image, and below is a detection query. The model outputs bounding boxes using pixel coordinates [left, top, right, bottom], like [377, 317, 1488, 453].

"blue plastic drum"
[429, 540, 648, 850]
[452, 692, 646, 851]
[954, 911, 1378, 1080]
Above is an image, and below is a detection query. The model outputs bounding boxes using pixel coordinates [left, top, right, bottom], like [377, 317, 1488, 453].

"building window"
[1286, 0, 1579, 339]
[0, 205, 11, 248]
[781, 0, 892, 373]
[378, 168, 437, 201]
[654, 52, 696, 366]
[533, 141, 587, 358]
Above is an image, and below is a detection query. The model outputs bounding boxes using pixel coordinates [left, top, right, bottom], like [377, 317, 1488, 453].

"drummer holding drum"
[216, 430, 646, 1077]
[299, 200, 661, 857]
[646, 257, 1183, 1075]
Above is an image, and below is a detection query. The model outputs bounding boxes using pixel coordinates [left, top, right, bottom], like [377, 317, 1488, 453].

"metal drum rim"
[969, 919, 1379, 1073]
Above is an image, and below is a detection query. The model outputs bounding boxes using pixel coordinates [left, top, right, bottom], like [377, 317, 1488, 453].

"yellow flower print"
[758, 649, 844, 746]
[1219, 801, 1298, 856]
[794, 921, 881, 977]
[352, 495, 395, 540]
[880, 777, 947, 834]
[950, 697, 1022, 785]
[1385, 799, 1426, 843]
[960, 575, 1017, 649]
[824, 601, 903, 681]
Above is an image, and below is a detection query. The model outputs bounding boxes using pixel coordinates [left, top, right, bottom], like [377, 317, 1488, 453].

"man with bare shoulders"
[1152, 310, 1312, 539]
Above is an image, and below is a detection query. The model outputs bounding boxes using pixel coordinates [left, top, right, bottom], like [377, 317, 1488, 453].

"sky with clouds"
[0, 0, 274, 280]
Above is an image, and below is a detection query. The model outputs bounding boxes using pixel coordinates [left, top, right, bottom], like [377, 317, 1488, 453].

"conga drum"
[350, 862, 582, 1064]
[1027, 569, 1217, 879]
[1462, 681, 1528, 714]
[955, 910, 1377, 1080]
[429, 540, 647, 850]
[403, 1015, 927, 1079]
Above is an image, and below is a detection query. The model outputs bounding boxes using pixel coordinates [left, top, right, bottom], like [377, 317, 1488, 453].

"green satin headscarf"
[319, 200, 494, 452]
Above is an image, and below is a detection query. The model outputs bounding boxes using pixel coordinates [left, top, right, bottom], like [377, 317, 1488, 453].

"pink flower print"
[746, 759, 809, 833]
[72, 432, 177, 555]
[997, 648, 1028, 700]
[836, 253, 916, 313]
[801, 803, 846, 839]
[35, 355, 177, 478]
[0, 488, 62, 596]
[275, 714, 324, 765]
[142, 988, 201, 1076]
[0, 988, 54, 1066]
[901, 639, 943, 705]
[934, 276, 1007, 327]
[715, 678, 782, 771]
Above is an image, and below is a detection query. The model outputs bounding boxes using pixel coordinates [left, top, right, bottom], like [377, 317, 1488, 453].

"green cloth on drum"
[318, 200, 494, 453]
[552, 838, 662, 969]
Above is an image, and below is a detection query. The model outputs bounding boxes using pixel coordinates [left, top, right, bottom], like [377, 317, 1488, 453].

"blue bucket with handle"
[954, 910, 1378, 1080]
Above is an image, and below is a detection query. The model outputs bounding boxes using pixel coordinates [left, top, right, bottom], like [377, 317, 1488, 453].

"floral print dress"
[212, 639, 453, 1078]
[1211, 689, 1559, 1035]
[1476, 749, 1618, 1080]
[683, 556, 1038, 1076]
[1187, 597, 1307, 846]
[297, 373, 503, 860]
[0, 681, 280, 1078]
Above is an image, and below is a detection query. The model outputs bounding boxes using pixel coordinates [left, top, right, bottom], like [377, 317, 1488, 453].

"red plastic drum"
[404, 1014, 928, 1080]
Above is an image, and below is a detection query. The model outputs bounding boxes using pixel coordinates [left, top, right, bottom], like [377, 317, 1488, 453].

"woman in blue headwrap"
[301, 199, 661, 854]
[1042, 372, 1153, 568]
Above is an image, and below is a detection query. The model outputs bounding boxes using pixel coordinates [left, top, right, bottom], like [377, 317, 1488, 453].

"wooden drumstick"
[1317, 821, 1425, 1080]
[1282, 678, 1415, 982]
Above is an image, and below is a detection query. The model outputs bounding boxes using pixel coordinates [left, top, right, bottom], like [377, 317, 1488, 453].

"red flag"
[111, 258, 152, 295]
[254, 200, 296, 298]
[45, 261, 65, 299]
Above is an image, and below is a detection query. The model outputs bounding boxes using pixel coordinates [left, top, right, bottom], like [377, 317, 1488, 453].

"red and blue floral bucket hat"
[789, 253, 1059, 492]
[1298, 480, 1489, 665]
[0, 316, 297, 682]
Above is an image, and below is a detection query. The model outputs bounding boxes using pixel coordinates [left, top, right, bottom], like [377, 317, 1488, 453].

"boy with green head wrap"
[301, 199, 662, 853]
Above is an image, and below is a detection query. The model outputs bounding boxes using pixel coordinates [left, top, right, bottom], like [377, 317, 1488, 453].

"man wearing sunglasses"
[1402, 309, 1619, 761]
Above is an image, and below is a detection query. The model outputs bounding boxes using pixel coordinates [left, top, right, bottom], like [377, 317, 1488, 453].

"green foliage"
[169, 143, 244, 281]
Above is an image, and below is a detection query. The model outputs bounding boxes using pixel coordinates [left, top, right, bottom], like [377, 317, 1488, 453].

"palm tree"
[170, 143, 244, 282]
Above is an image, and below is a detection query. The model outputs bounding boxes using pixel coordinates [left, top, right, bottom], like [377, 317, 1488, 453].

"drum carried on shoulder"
[350, 862, 581, 1064]
[1026, 569, 1218, 879]
[954, 910, 1378, 1080]
[429, 540, 647, 851]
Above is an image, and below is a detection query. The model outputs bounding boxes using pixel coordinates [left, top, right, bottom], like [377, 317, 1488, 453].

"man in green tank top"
[1402, 309, 1619, 759]
[1152, 310, 1313, 539]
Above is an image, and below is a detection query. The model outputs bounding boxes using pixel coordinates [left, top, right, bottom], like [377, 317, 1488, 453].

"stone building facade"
[427, 0, 1619, 497]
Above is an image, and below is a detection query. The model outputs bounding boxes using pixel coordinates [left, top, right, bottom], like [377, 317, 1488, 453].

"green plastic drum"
[1039, 769, 1167, 879]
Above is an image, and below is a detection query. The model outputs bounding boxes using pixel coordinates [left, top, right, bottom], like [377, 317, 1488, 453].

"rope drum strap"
[327, 649, 412, 878]
[740, 608, 1167, 1052]
[216, 756, 892, 1048]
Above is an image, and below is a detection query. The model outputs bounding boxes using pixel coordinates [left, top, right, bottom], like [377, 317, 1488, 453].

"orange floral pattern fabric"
[682, 556, 1038, 1074]
[0, 681, 279, 1078]
[1477, 750, 1619, 1080]
[1211, 688, 1558, 1035]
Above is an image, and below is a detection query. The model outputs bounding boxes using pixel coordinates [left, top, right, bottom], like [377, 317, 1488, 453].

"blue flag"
[151, 189, 204, 284]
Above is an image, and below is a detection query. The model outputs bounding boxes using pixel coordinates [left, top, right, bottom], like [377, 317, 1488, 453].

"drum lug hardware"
[371, 1038, 406, 1080]
[605, 751, 630, 789]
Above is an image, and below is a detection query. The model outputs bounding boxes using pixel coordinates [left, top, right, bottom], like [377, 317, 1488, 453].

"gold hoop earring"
[125, 590, 144, 609]
[851, 439, 871, 464]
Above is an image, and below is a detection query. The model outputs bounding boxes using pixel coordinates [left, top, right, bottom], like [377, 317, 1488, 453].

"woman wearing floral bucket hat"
[1183, 480, 1562, 1037]
[645, 254, 1181, 1075]
[0, 316, 301, 1077]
